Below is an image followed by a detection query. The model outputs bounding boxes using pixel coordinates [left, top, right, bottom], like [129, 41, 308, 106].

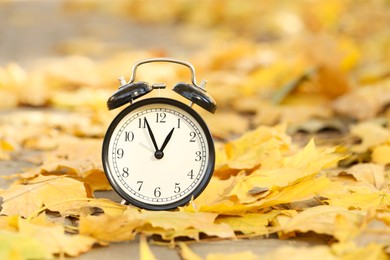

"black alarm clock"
[102, 58, 217, 210]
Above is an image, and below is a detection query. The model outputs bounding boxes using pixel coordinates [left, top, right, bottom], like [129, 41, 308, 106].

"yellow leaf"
[372, 144, 390, 165]
[326, 191, 390, 210]
[207, 251, 257, 260]
[0, 230, 51, 260]
[350, 122, 390, 153]
[254, 175, 341, 209]
[216, 211, 285, 235]
[226, 139, 341, 204]
[140, 235, 157, 260]
[18, 218, 96, 257]
[341, 163, 385, 189]
[280, 205, 366, 237]
[262, 245, 336, 260]
[0, 175, 90, 217]
[0, 139, 14, 161]
[140, 211, 235, 239]
[215, 124, 290, 178]
[179, 243, 202, 260]
[191, 176, 237, 208]
[0, 215, 18, 232]
[79, 208, 142, 242]
[339, 243, 388, 260]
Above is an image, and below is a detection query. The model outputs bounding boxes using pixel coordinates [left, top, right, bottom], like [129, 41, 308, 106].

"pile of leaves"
[1, 0, 390, 259]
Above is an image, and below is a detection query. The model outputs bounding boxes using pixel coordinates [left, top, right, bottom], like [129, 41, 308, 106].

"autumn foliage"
[1, 0, 390, 259]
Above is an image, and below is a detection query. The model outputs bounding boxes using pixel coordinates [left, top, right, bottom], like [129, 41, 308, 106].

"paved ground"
[0, 1, 323, 258]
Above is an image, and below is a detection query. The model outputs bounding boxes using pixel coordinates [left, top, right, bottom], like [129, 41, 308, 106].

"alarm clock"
[102, 58, 217, 210]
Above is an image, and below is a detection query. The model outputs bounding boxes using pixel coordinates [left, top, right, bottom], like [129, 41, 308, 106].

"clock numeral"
[195, 151, 202, 162]
[137, 181, 143, 191]
[187, 169, 194, 179]
[174, 183, 181, 193]
[122, 167, 129, 178]
[189, 132, 196, 142]
[138, 117, 146, 128]
[177, 118, 181, 128]
[156, 112, 166, 123]
[116, 148, 124, 159]
[154, 187, 161, 197]
[124, 131, 134, 142]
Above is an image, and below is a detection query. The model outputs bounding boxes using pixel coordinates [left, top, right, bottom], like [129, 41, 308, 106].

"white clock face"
[103, 98, 214, 209]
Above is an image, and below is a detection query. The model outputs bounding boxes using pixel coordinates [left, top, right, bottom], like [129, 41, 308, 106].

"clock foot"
[120, 199, 130, 205]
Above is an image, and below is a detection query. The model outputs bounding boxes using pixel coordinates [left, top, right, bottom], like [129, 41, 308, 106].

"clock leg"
[120, 199, 130, 205]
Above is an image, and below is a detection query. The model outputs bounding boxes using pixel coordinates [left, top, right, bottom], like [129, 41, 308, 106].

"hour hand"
[160, 128, 175, 153]
[144, 118, 159, 152]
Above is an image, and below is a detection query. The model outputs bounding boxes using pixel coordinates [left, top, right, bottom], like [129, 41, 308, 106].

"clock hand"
[144, 118, 159, 152]
[159, 128, 175, 153]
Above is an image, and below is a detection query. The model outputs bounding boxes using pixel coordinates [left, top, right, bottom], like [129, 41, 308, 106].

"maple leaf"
[214, 124, 290, 178]
[215, 211, 285, 236]
[18, 218, 97, 257]
[0, 175, 91, 217]
[279, 205, 366, 239]
[139, 211, 235, 241]
[340, 163, 385, 190]
[79, 207, 142, 242]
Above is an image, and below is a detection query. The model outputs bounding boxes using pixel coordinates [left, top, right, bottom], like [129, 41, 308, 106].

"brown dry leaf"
[18, 218, 97, 257]
[0, 175, 91, 217]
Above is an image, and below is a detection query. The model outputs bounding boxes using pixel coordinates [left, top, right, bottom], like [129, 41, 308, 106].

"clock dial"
[102, 98, 215, 210]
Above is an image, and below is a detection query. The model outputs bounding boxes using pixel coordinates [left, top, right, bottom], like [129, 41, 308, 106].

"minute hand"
[159, 128, 175, 152]
[144, 118, 159, 152]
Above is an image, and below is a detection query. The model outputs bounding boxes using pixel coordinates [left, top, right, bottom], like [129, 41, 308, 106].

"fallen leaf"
[0, 230, 51, 260]
[372, 144, 390, 165]
[349, 122, 390, 153]
[140, 234, 157, 260]
[178, 242, 202, 260]
[280, 205, 366, 238]
[139, 211, 235, 240]
[340, 163, 385, 190]
[207, 250, 257, 260]
[79, 207, 142, 242]
[262, 245, 336, 260]
[18, 218, 97, 257]
[0, 175, 91, 217]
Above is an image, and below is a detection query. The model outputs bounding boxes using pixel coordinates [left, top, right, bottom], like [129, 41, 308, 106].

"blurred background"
[1, 0, 390, 141]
